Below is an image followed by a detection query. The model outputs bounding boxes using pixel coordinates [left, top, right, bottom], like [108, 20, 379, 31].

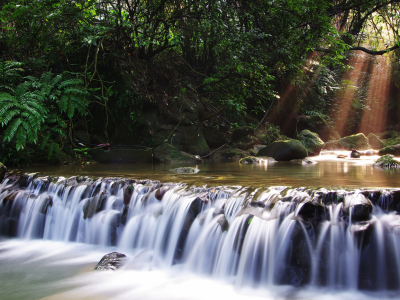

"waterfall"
[1, 172, 400, 292]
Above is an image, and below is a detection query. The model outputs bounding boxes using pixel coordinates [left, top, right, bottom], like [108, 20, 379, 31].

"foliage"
[0, 62, 89, 161]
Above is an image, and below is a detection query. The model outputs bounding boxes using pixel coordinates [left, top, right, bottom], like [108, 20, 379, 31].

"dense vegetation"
[0, 0, 399, 164]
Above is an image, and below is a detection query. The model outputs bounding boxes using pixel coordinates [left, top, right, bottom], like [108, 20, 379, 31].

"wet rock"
[217, 215, 229, 232]
[153, 143, 202, 164]
[297, 202, 325, 224]
[94, 252, 127, 271]
[123, 185, 134, 205]
[296, 130, 324, 156]
[239, 156, 260, 164]
[249, 201, 266, 208]
[350, 220, 375, 247]
[155, 186, 170, 200]
[82, 190, 107, 219]
[169, 167, 200, 174]
[38, 195, 53, 215]
[350, 149, 361, 158]
[343, 194, 373, 222]
[256, 140, 308, 161]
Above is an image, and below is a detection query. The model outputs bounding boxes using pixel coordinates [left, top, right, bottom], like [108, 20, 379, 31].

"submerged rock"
[94, 252, 127, 271]
[169, 167, 200, 174]
[256, 140, 308, 161]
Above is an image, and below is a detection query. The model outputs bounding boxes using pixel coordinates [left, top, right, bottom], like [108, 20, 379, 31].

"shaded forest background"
[1, 0, 400, 164]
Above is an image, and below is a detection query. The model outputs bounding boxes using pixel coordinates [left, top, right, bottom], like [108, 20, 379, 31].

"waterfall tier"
[1, 171, 400, 291]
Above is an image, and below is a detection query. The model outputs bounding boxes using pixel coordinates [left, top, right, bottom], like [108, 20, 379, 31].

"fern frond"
[4, 118, 23, 141]
[58, 79, 84, 89]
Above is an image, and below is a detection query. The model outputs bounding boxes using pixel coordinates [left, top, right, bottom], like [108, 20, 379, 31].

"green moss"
[373, 154, 400, 169]
[297, 130, 324, 154]
[340, 133, 369, 150]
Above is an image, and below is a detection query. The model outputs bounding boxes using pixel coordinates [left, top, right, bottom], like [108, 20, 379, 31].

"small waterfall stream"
[1, 171, 400, 295]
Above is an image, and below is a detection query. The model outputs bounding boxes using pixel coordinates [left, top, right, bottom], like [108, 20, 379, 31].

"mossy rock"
[153, 143, 202, 164]
[367, 133, 384, 149]
[340, 133, 370, 150]
[373, 154, 400, 169]
[169, 167, 200, 174]
[239, 156, 260, 164]
[296, 130, 324, 156]
[256, 139, 308, 161]
[324, 133, 370, 150]
[379, 144, 400, 156]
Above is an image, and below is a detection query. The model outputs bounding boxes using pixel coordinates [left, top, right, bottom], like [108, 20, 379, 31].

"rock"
[239, 156, 260, 164]
[155, 186, 170, 200]
[296, 130, 324, 156]
[83, 190, 107, 219]
[255, 128, 281, 145]
[373, 154, 400, 169]
[337, 154, 347, 158]
[169, 167, 200, 174]
[256, 140, 308, 161]
[367, 133, 384, 149]
[290, 157, 316, 165]
[216, 215, 229, 232]
[295, 115, 334, 141]
[258, 156, 277, 163]
[94, 252, 127, 271]
[123, 185, 134, 205]
[350, 149, 361, 158]
[153, 143, 202, 164]
[0, 163, 7, 182]
[339, 133, 370, 150]
[379, 144, 400, 156]
[343, 194, 373, 222]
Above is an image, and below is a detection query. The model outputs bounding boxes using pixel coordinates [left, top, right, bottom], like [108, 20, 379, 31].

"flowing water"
[1, 152, 400, 299]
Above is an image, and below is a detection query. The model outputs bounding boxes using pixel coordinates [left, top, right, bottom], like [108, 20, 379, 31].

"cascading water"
[1, 171, 400, 297]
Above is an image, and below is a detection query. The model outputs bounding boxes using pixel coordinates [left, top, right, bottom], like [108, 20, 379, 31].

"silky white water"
[1, 172, 400, 299]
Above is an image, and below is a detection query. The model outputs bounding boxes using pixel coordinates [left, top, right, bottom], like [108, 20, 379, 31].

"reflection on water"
[17, 151, 400, 189]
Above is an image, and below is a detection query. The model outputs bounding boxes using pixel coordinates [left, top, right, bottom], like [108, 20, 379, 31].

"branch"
[316, 44, 399, 55]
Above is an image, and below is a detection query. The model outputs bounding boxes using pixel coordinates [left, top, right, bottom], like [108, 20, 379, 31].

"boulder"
[379, 144, 400, 156]
[339, 133, 370, 150]
[256, 140, 308, 161]
[323, 133, 370, 151]
[296, 115, 333, 141]
[153, 143, 202, 164]
[0, 163, 7, 182]
[343, 194, 373, 222]
[296, 130, 324, 156]
[203, 127, 227, 148]
[94, 252, 127, 271]
[367, 133, 384, 149]
[373, 154, 400, 169]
